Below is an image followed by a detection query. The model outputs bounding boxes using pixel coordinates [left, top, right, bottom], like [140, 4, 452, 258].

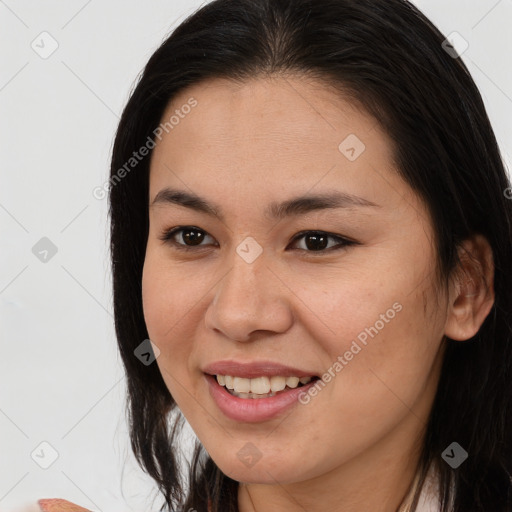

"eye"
[159, 226, 216, 251]
[288, 230, 356, 253]
[159, 226, 356, 254]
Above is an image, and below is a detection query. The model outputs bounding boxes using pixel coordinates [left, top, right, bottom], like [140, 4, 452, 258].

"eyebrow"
[150, 187, 380, 221]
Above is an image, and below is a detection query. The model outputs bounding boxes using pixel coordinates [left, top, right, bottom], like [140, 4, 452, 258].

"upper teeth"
[216, 375, 312, 394]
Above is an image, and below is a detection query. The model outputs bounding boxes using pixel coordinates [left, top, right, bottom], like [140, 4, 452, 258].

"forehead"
[154, 75, 384, 151]
[147, 75, 420, 218]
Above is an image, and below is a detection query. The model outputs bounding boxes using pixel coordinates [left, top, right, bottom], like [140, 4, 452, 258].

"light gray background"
[1, 1, 511, 511]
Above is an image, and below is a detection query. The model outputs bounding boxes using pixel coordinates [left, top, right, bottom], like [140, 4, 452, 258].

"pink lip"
[204, 373, 319, 422]
[202, 359, 318, 379]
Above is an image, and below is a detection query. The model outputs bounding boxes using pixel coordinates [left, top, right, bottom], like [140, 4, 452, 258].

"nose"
[204, 245, 294, 342]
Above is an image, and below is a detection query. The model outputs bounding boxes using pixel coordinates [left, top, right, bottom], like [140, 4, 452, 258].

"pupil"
[306, 233, 327, 251]
[184, 229, 204, 246]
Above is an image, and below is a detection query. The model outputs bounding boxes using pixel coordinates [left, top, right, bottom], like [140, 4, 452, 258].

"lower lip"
[205, 374, 318, 423]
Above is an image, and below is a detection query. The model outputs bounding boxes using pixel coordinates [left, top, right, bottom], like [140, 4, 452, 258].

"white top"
[400, 463, 454, 512]
[416, 476, 442, 511]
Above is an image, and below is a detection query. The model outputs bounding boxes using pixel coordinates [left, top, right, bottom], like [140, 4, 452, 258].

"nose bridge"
[225, 234, 272, 298]
[215, 241, 270, 316]
[224, 248, 265, 304]
[205, 238, 293, 341]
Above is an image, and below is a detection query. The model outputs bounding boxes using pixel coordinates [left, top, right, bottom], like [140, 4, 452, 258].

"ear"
[444, 233, 495, 341]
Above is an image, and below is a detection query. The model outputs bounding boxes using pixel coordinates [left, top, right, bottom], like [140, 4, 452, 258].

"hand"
[38, 499, 92, 512]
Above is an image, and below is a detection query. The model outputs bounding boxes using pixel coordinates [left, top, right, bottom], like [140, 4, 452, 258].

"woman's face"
[142, 76, 448, 487]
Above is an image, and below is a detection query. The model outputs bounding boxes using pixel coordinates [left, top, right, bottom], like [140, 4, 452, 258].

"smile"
[216, 374, 314, 398]
[205, 373, 320, 422]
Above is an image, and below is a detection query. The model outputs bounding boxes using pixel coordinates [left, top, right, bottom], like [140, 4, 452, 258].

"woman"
[44, 0, 512, 510]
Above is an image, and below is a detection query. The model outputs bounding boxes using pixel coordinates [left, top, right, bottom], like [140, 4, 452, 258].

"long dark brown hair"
[108, 0, 512, 510]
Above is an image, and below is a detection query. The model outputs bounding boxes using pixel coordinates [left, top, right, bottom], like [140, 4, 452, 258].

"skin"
[141, 75, 494, 511]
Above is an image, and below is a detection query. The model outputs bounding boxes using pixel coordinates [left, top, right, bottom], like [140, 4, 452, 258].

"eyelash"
[158, 226, 357, 254]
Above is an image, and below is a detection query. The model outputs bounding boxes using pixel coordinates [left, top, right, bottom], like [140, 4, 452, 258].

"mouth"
[202, 360, 321, 421]
[212, 374, 319, 399]
[204, 371, 321, 422]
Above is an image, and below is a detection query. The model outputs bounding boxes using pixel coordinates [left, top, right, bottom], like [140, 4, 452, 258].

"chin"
[213, 455, 311, 485]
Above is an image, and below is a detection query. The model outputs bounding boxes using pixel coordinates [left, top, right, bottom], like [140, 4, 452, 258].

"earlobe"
[444, 234, 495, 342]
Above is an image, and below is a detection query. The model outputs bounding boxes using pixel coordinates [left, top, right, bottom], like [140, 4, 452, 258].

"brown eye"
[289, 231, 355, 253]
[159, 227, 355, 254]
[159, 226, 216, 251]
[178, 228, 205, 246]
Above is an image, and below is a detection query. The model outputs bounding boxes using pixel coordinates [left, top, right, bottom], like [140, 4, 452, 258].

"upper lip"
[202, 360, 319, 379]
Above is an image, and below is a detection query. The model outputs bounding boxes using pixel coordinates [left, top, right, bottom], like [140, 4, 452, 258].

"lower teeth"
[225, 386, 301, 399]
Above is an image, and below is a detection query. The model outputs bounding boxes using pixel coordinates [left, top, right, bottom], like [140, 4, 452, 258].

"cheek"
[141, 253, 191, 376]
[141, 248, 192, 338]
[141, 251, 207, 388]
[141, 259, 168, 340]
[141, 261, 193, 404]
[313, 260, 442, 398]
[327, 289, 442, 427]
